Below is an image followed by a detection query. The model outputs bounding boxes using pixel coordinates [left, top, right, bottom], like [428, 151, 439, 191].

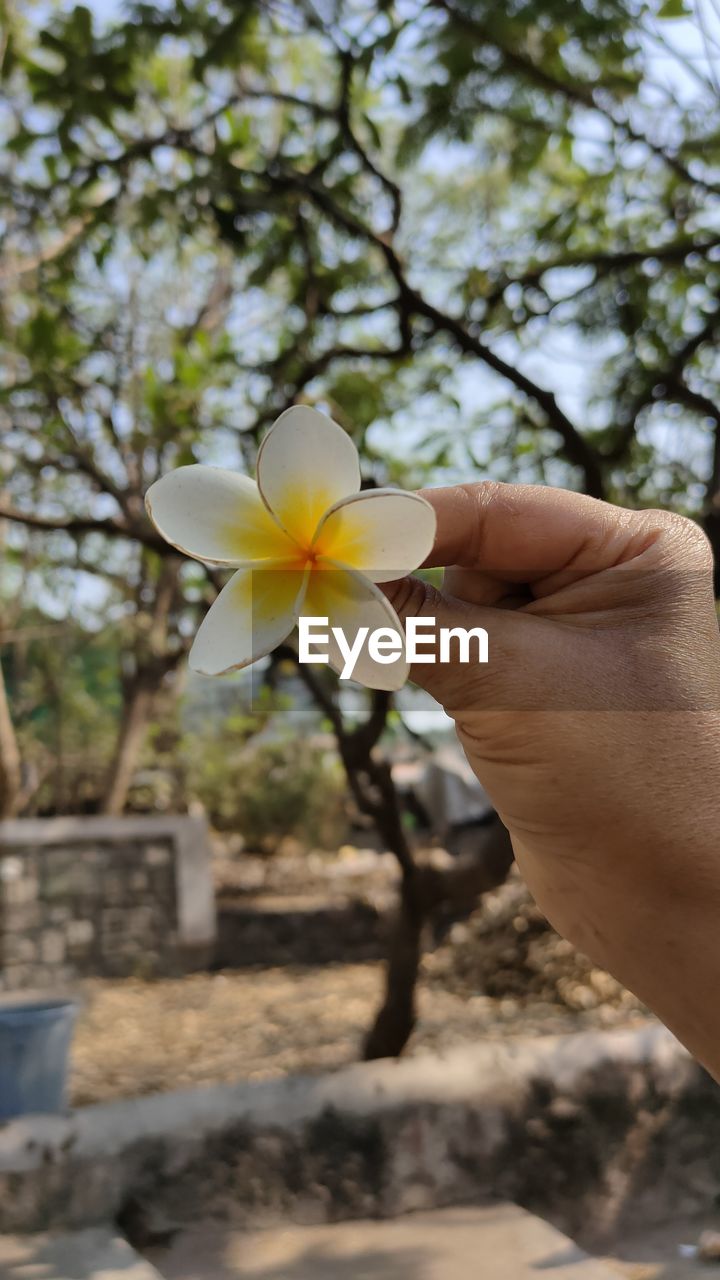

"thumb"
[382, 575, 514, 710]
[383, 574, 595, 716]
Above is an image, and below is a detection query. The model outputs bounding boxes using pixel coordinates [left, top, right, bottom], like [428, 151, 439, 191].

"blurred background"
[1, 0, 720, 1119]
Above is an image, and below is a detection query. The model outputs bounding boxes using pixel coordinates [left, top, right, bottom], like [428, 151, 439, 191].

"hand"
[385, 482, 720, 1078]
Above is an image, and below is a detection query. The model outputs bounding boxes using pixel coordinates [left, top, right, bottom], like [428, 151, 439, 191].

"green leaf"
[657, 0, 689, 16]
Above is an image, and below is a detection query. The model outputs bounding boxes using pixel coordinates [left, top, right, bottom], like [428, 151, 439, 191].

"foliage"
[2, 0, 720, 521]
[2, 611, 122, 813]
[183, 718, 348, 851]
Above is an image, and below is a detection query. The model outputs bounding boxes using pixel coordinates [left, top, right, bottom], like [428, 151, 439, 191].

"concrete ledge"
[0, 815, 204, 846]
[0, 1025, 718, 1244]
[0, 1226, 162, 1279]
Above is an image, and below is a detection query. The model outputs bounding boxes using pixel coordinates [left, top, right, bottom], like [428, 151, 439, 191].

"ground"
[69, 963, 652, 1106]
[147, 1208, 720, 1280]
[147, 1204, 622, 1280]
[69, 864, 650, 1107]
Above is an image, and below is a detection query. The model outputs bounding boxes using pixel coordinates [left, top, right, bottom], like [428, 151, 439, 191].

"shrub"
[186, 724, 348, 852]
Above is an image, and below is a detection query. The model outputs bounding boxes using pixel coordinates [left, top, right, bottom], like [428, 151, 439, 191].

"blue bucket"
[0, 998, 77, 1119]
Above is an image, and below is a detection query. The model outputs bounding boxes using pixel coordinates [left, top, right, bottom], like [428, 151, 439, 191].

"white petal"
[146, 466, 295, 565]
[313, 489, 436, 583]
[190, 564, 308, 675]
[303, 565, 409, 691]
[256, 406, 361, 545]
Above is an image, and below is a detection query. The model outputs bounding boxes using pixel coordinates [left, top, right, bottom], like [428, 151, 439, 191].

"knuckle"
[454, 482, 506, 560]
[456, 480, 502, 502]
[385, 576, 437, 619]
[643, 508, 714, 568]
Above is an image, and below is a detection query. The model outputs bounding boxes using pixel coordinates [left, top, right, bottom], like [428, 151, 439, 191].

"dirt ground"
[68, 961, 651, 1106]
[69, 869, 650, 1107]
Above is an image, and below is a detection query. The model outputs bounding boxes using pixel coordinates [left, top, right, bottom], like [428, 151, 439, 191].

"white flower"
[145, 406, 436, 690]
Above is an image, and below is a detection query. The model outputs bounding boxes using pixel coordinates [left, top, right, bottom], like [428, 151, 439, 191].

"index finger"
[419, 482, 648, 580]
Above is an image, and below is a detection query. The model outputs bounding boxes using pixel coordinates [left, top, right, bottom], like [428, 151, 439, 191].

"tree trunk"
[100, 558, 183, 816]
[704, 510, 720, 596]
[289, 658, 515, 1061]
[100, 676, 155, 816]
[363, 817, 515, 1060]
[363, 875, 423, 1060]
[703, 418, 720, 595]
[0, 656, 23, 819]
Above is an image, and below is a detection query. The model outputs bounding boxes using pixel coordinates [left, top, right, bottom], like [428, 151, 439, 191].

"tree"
[5, 0, 719, 509]
[0, 511, 26, 817]
[99, 553, 188, 815]
[1, 0, 719, 1053]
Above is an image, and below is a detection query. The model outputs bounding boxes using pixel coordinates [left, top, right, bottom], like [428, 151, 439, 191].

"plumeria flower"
[145, 406, 436, 690]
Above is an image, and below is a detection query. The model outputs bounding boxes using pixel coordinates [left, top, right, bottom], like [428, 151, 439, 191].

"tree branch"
[609, 308, 720, 461]
[481, 235, 720, 314]
[0, 503, 167, 552]
[433, 0, 720, 197]
[291, 174, 607, 495]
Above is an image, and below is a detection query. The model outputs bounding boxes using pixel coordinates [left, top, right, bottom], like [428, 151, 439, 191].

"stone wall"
[0, 816, 216, 990]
